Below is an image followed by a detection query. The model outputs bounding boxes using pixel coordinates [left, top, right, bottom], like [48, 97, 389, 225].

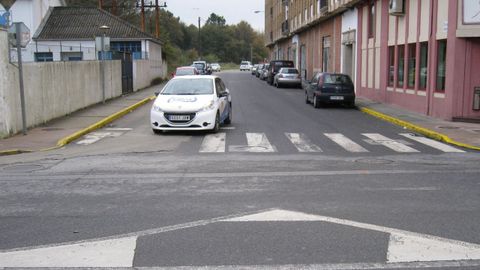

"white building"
[340, 7, 358, 85]
[0, 0, 66, 62]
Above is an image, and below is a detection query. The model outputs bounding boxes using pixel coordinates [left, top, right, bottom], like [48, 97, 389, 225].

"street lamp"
[99, 25, 110, 104]
[254, 10, 264, 14]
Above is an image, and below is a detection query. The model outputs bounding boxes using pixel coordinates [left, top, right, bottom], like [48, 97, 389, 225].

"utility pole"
[155, 0, 160, 38]
[140, 0, 145, 32]
[98, 0, 103, 9]
[198, 17, 201, 59]
[112, 0, 117, 16]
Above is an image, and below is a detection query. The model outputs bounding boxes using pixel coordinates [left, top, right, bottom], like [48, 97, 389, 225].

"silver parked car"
[259, 64, 270, 80]
[273, 68, 302, 88]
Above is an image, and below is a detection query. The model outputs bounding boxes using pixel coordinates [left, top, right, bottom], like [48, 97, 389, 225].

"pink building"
[357, 0, 480, 121]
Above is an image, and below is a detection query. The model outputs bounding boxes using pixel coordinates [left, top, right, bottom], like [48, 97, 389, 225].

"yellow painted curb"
[359, 106, 480, 151]
[56, 96, 156, 147]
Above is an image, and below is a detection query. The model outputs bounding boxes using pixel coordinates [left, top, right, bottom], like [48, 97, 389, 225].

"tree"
[205, 13, 226, 26]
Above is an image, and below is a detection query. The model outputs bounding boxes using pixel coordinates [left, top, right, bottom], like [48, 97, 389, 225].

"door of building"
[300, 44, 307, 80]
[113, 52, 133, 94]
[462, 38, 480, 119]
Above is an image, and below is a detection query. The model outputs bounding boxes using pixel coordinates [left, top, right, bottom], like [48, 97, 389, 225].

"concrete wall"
[0, 29, 122, 138]
[132, 40, 166, 91]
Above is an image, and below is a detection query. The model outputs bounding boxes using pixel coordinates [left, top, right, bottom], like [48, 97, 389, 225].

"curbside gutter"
[56, 96, 156, 147]
[359, 107, 480, 151]
[0, 96, 155, 156]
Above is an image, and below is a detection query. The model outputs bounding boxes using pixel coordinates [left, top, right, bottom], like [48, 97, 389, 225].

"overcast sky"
[164, 0, 265, 32]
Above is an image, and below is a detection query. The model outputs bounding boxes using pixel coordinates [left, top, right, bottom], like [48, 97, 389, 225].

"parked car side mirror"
[154, 91, 160, 97]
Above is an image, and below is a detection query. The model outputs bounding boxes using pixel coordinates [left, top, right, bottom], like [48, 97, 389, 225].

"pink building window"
[388, 46, 395, 87]
[436, 40, 447, 92]
[407, 44, 416, 89]
[419, 42, 428, 90]
[368, 0, 375, 39]
[397, 45, 405, 88]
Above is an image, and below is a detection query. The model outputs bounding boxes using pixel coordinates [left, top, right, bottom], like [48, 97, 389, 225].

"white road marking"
[362, 133, 419, 153]
[324, 133, 369, 152]
[229, 133, 276, 152]
[0, 237, 137, 267]
[285, 133, 322, 152]
[112, 261, 480, 269]
[76, 132, 123, 145]
[222, 209, 480, 263]
[220, 127, 236, 130]
[199, 133, 226, 153]
[400, 133, 466, 153]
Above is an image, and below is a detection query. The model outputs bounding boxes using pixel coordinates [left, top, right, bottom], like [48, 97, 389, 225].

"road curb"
[56, 96, 156, 147]
[359, 106, 480, 151]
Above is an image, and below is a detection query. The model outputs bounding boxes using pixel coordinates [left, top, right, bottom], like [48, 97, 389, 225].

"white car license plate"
[169, 115, 190, 121]
[330, 96, 344, 100]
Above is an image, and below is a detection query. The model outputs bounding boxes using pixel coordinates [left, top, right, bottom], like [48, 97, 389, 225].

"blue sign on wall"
[0, 11, 10, 28]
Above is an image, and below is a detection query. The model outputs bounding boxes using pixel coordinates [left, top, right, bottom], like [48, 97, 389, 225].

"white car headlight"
[152, 105, 163, 112]
[200, 100, 215, 112]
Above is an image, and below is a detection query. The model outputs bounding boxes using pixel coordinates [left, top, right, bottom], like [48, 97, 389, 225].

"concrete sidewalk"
[356, 97, 480, 150]
[0, 85, 160, 155]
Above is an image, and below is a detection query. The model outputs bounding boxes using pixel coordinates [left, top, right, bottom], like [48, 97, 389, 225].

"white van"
[240, 61, 252, 71]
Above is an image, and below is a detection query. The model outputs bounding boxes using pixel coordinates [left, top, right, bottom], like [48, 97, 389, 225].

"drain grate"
[2, 164, 45, 172]
[437, 126, 460, 130]
[355, 158, 394, 165]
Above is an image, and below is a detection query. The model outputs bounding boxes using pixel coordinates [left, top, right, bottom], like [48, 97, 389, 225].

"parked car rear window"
[324, 74, 353, 85]
[271, 61, 294, 72]
[193, 63, 205, 70]
[281, 68, 299, 74]
[176, 68, 195, 76]
[162, 78, 214, 95]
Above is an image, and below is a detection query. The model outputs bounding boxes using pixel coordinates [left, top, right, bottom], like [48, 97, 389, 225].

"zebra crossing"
[198, 132, 466, 154]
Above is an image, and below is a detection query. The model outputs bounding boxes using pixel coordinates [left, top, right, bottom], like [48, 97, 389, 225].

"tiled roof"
[34, 7, 159, 42]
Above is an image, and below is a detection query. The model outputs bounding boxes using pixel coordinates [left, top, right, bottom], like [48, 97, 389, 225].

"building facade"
[357, 0, 480, 121]
[1, 0, 66, 62]
[265, 0, 480, 121]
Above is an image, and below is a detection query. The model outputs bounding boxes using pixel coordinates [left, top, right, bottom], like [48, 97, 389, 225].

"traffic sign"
[9, 22, 30, 48]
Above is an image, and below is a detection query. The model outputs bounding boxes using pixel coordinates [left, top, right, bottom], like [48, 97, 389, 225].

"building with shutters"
[265, 0, 480, 121]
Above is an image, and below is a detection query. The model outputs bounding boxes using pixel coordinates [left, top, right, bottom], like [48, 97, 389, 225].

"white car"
[211, 63, 221, 72]
[151, 76, 232, 133]
[240, 61, 252, 71]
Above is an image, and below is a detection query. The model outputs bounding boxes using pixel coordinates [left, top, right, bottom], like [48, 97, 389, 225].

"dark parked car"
[255, 64, 265, 77]
[305, 73, 355, 108]
[266, 60, 294, 85]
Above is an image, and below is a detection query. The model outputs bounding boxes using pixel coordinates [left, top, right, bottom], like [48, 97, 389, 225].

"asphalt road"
[0, 71, 479, 269]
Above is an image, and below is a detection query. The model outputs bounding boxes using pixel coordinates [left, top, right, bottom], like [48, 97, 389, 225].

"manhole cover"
[42, 127, 63, 131]
[437, 126, 460, 130]
[355, 158, 394, 165]
[2, 164, 45, 172]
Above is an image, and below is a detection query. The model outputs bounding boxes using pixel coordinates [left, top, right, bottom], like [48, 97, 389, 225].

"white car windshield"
[161, 78, 214, 95]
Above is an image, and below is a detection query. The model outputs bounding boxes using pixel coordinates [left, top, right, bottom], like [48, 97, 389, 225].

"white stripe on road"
[400, 133, 465, 153]
[222, 209, 480, 263]
[76, 132, 123, 145]
[229, 133, 276, 152]
[199, 133, 226, 153]
[285, 133, 322, 152]
[324, 133, 369, 152]
[104, 128, 133, 131]
[362, 133, 419, 153]
[0, 237, 137, 267]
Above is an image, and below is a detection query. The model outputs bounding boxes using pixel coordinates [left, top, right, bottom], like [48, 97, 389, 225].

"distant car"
[174, 66, 199, 76]
[255, 64, 265, 77]
[240, 61, 252, 71]
[305, 72, 355, 108]
[251, 64, 259, 75]
[211, 63, 221, 72]
[151, 76, 232, 133]
[273, 68, 302, 88]
[193, 61, 207, 74]
[267, 60, 295, 85]
[259, 64, 270, 80]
